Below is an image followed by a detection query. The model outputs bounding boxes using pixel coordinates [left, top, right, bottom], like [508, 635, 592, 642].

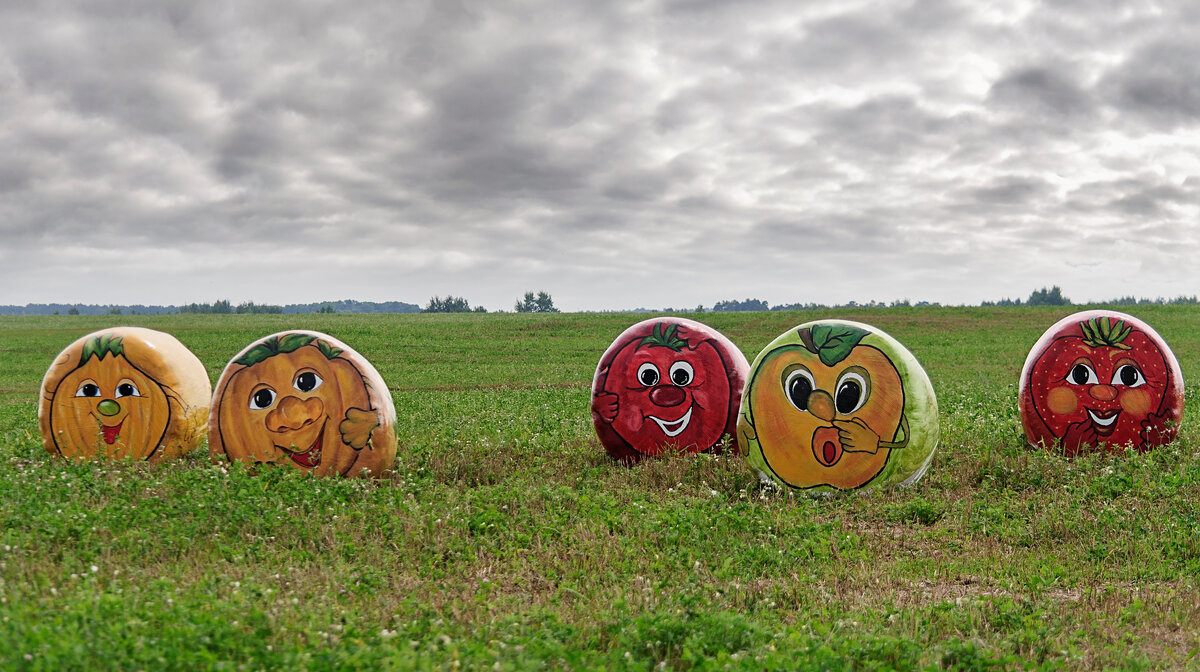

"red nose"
[649, 385, 686, 407]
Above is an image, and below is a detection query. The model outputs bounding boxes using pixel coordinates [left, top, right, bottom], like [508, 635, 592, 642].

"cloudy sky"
[2, 1, 1198, 311]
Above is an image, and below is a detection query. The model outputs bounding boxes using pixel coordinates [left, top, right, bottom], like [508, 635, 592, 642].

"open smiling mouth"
[648, 407, 693, 438]
[100, 420, 123, 445]
[278, 421, 326, 468]
[1087, 409, 1120, 435]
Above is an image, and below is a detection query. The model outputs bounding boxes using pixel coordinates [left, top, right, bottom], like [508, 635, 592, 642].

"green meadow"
[2, 307, 1199, 671]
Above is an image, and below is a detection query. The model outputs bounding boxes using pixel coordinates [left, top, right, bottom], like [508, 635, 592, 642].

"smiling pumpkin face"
[209, 331, 396, 478]
[38, 327, 211, 461]
[738, 320, 938, 493]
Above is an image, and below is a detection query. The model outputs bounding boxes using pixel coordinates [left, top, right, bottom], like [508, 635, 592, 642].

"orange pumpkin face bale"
[38, 327, 211, 461]
[209, 331, 396, 478]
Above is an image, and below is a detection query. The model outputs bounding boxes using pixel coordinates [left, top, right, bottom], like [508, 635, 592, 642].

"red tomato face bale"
[1019, 311, 1184, 456]
[591, 318, 749, 462]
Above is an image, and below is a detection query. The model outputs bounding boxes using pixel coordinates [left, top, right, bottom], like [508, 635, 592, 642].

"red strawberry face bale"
[1019, 310, 1184, 456]
[592, 318, 749, 462]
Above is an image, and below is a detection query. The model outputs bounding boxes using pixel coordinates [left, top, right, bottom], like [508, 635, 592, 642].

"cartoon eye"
[249, 387, 277, 410]
[1067, 363, 1099, 385]
[669, 361, 694, 386]
[294, 371, 323, 393]
[75, 380, 101, 398]
[784, 368, 815, 412]
[114, 380, 141, 398]
[1112, 364, 1146, 388]
[835, 371, 868, 415]
[637, 363, 661, 387]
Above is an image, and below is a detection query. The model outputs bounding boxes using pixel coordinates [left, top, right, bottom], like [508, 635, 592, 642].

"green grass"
[2, 307, 1200, 670]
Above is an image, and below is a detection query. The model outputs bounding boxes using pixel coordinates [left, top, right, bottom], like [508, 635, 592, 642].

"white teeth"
[1088, 410, 1119, 427]
[649, 407, 693, 437]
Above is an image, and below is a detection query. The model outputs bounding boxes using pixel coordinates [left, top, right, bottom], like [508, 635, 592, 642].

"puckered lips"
[277, 420, 327, 468]
[647, 406, 693, 438]
[812, 426, 842, 467]
[1086, 408, 1120, 436]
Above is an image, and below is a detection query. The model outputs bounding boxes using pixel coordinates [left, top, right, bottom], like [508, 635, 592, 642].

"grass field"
[2, 307, 1200, 670]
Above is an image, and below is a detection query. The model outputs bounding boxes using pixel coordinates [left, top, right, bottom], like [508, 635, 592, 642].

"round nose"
[266, 396, 324, 432]
[1089, 385, 1118, 402]
[808, 390, 835, 422]
[649, 385, 687, 407]
[97, 399, 121, 417]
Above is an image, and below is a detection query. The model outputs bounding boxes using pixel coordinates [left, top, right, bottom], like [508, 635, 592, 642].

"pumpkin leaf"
[316, 339, 343, 360]
[234, 333, 317, 367]
[276, 333, 317, 355]
[80, 333, 124, 366]
[799, 324, 870, 367]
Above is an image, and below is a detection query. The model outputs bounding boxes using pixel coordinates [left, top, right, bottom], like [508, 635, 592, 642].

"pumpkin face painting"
[738, 321, 938, 493]
[1020, 311, 1183, 456]
[209, 331, 397, 478]
[592, 318, 749, 462]
[38, 327, 211, 461]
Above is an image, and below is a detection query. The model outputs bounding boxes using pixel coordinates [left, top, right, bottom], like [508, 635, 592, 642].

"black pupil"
[82, 384, 100, 397]
[787, 376, 813, 410]
[1119, 366, 1140, 386]
[117, 383, 135, 397]
[639, 368, 659, 386]
[1070, 365, 1091, 385]
[836, 381, 862, 414]
[253, 389, 274, 408]
[297, 372, 318, 392]
[671, 368, 690, 385]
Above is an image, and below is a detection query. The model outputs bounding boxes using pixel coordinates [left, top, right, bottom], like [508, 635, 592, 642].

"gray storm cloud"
[1, 1, 1198, 310]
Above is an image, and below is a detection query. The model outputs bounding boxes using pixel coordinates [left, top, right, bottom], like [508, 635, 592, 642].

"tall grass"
[1, 306, 1199, 670]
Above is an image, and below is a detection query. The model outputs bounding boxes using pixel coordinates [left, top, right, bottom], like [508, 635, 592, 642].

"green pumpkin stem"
[80, 333, 125, 366]
[1080, 317, 1133, 350]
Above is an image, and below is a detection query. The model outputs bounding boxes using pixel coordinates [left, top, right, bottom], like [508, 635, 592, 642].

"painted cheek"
[1120, 389, 1152, 416]
[1046, 386, 1078, 415]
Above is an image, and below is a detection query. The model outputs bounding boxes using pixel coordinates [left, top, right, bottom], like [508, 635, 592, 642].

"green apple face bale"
[738, 320, 938, 493]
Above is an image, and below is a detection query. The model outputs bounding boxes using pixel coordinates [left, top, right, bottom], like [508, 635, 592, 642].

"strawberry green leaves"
[797, 324, 870, 366]
[1080, 316, 1134, 350]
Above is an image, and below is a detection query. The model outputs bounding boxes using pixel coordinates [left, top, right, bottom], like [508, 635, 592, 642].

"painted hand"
[339, 407, 379, 450]
[1060, 420, 1097, 457]
[834, 417, 880, 454]
[593, 391, 619, 424]
[1139, 410, 1170, 448]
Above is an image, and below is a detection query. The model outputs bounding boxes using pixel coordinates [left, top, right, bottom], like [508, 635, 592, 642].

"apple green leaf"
[798, 324, 870, 367]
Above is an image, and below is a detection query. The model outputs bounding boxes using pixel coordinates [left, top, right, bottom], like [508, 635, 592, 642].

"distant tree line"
[8, 286, 1200, 316]
[422, 295, 486, 313]
[0, 299, 421, 316]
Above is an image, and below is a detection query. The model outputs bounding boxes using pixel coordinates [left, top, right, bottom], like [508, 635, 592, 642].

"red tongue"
[812, 427, 842, 466]
[101, 421, 123, 445]
[289, 433, 323, 468]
